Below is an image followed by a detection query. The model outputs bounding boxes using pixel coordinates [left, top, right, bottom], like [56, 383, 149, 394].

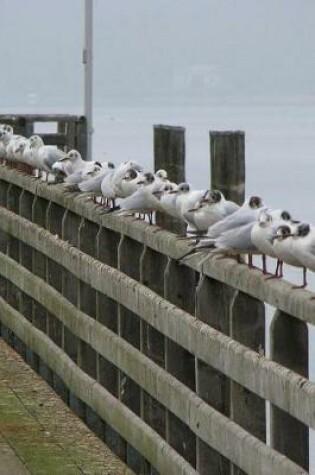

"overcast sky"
[2, 0, 315, 107]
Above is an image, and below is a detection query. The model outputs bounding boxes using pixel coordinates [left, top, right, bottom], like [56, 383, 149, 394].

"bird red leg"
[265, 259, 283, 279]
[292, 267, 308, 290]
[262, 254, 267, 274]
[248, 253, 259, 269]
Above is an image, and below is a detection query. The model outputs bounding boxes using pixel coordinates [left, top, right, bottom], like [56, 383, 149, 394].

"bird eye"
[281, 211, 291, 221]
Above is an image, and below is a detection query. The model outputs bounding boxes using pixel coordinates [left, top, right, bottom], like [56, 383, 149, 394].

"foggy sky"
[1, 0, 315, 107]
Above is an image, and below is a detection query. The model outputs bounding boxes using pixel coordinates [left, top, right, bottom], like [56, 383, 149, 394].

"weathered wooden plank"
[0, 114, 82, 123]
[37, 133, 67, 147]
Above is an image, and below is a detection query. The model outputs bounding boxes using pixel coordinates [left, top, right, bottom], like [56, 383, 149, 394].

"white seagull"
[29, 134, 65, 179]
[251, 208, 293, 274]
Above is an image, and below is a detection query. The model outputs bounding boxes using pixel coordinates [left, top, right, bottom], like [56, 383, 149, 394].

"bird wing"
[42, 147, 65, 169]
[79, 171, 109, 192]
[215, 222, 257, 253]
[64, 171, 83, 185]
[207, 207, 258, 238]
[120, 190, 153, 211]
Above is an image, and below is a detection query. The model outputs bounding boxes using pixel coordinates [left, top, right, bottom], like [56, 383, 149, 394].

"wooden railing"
[0, 160, 312, 474]
[0, 114, 87, 158]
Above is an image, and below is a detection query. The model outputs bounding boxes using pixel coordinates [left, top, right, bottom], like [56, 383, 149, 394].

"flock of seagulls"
[0, 123, 314, 290]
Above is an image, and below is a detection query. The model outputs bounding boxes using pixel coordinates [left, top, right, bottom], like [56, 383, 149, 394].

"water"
[2, 101, 315, 471]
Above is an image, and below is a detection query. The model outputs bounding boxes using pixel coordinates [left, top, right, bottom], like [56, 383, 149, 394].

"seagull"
[251, 208, 293, 274]
[100, 160, 143, 209]
[271, 223, 305, 285]
[29, 134, 65, 179]
[158, 182, 185, 219]
[155, 169, 170, 183]
[52, 149, 85, 176]
[0, 124, 14, 134]
[117, 171, 163, 223]
[178, 195, 264, 261]
[76, 165, 114, 204]
[63, 161, 104, 189]
[287, 223, 315, 288]
[175, 184, 208, 220]
[210, 221, 258, 266]
[0, 129, 14, 161]
[182, 189, 239, 234]
[117, 168, 143, 198]
[13, 137, 31, 164]
[111, 160, 143, 198]
[206, 195, 264, 240]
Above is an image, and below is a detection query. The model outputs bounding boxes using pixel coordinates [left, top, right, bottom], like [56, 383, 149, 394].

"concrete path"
[0, 338, 133, 474]
[0, 434, 30, 474]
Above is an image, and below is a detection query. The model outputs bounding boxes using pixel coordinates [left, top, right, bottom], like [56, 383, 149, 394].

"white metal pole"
[83, 0, 93, 160]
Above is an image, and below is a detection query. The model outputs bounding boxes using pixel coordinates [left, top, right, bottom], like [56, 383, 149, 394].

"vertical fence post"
[270, 311, 309, 470]
[154, 125, 186, 233]
[195, 276, 232, 474]
[210, 130, 245, 205]
[230, 291, 265, 475]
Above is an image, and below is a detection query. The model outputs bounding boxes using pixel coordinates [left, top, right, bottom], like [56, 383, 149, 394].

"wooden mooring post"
[210, 130, 245, 205]
[154, 124, 186, 234]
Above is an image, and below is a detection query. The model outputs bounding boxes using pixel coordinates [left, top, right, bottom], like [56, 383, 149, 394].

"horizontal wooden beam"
[37, 133, 67, 147]
[0, 114, 84, 123]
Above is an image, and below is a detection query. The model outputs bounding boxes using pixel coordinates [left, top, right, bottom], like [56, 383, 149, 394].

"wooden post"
[75, 116, 88, 160]
[154, 125, 186, 233]
[195, 276, 233, 474]
[210, 131, 245, 205]
[61, 210, 80, 363]
[140, 247, 167, 441]
[164, 258, 197, 468]
[31, 196, 48, 335]
[230, 291, 265, 475]
[270, 311, 309, 470]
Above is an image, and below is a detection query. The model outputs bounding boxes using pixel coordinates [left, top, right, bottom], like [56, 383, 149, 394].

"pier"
[0, 338, 132, 474]
[0, 117, 313, 474]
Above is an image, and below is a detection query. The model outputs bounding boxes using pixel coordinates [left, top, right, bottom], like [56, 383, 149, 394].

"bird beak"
[187, 208, 198, 212]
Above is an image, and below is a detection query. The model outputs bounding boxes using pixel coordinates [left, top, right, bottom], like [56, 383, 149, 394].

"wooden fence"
[0, 114, 87, 158]
[0, 126, 312, 474]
